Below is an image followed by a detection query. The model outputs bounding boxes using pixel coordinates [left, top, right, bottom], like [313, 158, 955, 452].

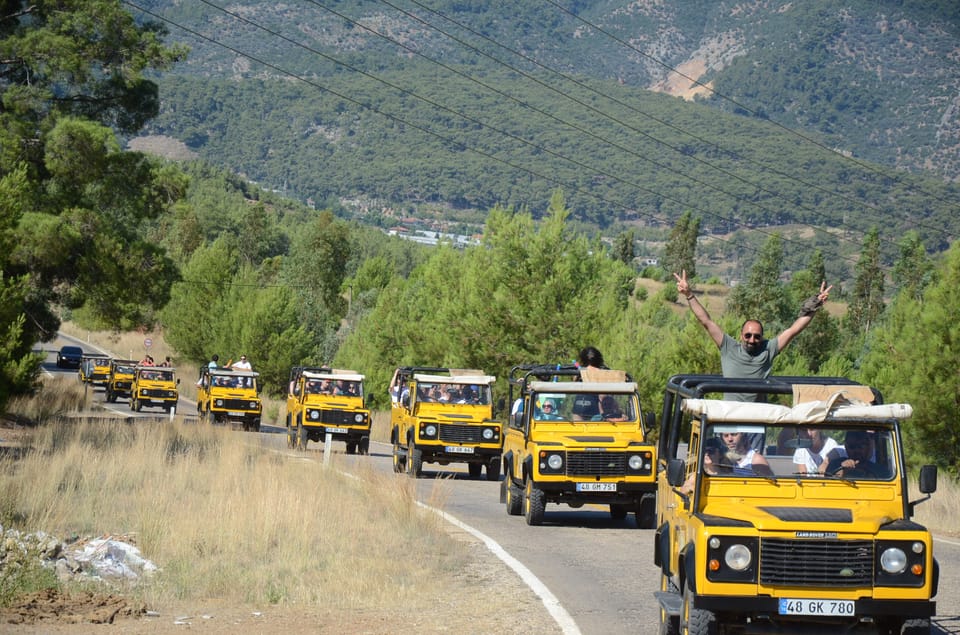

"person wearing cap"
[537, 398, 563, 420]
[232, 355, 252, 370]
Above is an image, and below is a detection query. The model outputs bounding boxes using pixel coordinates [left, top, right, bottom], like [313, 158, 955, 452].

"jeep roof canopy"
[658, 374, 882, 461]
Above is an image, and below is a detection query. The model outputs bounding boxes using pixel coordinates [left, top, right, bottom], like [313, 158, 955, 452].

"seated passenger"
[599, 395, 628, 421]
[824, 431, 888, 478]
[536, 398, 561, 420]
[719, 431, 773, 477]
[792, 428, 839, 475]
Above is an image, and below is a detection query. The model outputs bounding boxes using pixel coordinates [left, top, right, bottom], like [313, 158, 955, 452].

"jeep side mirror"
[644, 412, 656, 429]
[919, 464, 937, 494]
[666, 458, 686, 487]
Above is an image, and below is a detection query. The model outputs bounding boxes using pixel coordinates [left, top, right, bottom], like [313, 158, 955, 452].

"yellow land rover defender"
[79, 354, 110, 385]
[285, 366, 371, 454]
[129, 365, 180, 413]
[196, 366, 262, 432]
[390, 366, 500, 480]
[105, 359, 138, 403]
[500, 364, 657, 527]
[654, 375, 938, 635]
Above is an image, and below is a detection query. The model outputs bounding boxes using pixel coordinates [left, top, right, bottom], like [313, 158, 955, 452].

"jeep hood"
[701, 502, 899, 534]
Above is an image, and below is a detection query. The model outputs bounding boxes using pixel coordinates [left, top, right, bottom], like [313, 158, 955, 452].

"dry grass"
[0, 388, 496, 612]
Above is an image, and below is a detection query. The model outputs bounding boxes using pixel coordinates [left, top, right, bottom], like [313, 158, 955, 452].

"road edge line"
[415, 500, 581, 635]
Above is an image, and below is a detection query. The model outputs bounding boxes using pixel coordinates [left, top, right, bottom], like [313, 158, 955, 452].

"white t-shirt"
[793, 437, 839, 474]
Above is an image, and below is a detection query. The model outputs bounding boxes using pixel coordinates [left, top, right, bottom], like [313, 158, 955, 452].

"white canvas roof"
[303, 370, 364, 382]
[528, 380, 638, 394]
[683, 394, 912, 424]
[414, 373, 495, 385]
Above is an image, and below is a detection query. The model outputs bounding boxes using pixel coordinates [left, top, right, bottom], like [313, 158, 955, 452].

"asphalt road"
[38, 337, 960, 635]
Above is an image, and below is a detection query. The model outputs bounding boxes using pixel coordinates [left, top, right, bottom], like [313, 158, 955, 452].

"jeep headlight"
[724, 544, 753, 572]
[627, 451, 652, 473]
[310, 410, 320, 420]
[215, 399, 224, 407]
[880, 547, 908, 574]
[539, 452, 564, 474]
[354, 413, 365, 423]
[482, 427, 495, 441]
[422, 424, 437, 438]
[249, 401, 259, 410]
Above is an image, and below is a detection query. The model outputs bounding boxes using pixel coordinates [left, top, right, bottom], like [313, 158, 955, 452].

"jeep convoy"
[129, 365, 180, 413]
[285, 366, 371, 454]
[500, 363, 658, 527]
[196, 366, 262, 432]
[390, 366, 501, 479]
[654, 375, 938, 635]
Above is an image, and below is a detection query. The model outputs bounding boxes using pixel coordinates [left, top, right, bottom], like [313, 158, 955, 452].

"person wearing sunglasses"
[673, 269, 832, 404]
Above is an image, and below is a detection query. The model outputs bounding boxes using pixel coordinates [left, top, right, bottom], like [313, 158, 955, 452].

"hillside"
[133, 0, 960, 275]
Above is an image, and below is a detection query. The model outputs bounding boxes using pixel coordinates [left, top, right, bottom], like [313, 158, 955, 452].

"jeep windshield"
[691, 422, 898, 482]
[415, 380, 491, 405]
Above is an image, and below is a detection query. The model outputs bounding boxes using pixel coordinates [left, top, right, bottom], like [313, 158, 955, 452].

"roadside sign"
[144, 338, 153, 349]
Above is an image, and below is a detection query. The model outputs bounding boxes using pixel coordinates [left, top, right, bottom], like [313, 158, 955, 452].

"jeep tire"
[523, 478, 546, 526]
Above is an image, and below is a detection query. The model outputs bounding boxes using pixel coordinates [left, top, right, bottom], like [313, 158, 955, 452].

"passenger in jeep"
[719, 431, 774, 476]
[825, 431, 889, 478]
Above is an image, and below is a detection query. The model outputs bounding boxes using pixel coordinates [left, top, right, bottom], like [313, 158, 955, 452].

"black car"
[56, 345, 84, 369]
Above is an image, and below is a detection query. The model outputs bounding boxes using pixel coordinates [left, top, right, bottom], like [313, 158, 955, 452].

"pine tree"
[662, 211, 700, 279]
[847, 228, 885, 335]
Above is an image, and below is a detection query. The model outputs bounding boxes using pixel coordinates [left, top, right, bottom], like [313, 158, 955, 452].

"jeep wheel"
[898, 619, 931, 635]
[680, 583, 716, 635]
[636, 493, 657, 529]
[358, 437, 370, 455]
[523, 478, 545, 526]
[610, 504, 629, 520]
[658, 575, 680, 635]
[346, 442, 357, 455]
[407, 442, 423, 478]
[297, 424, 308, 451]
[485, 457, 500, 481]
[392, 439, 405, 473]
[133, 398, 142, 413]
[505, 479, 523, 516]
[467, 463, 483, 479]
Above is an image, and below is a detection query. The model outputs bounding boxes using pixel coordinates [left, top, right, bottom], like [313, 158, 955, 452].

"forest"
[1, 1, 958, 474]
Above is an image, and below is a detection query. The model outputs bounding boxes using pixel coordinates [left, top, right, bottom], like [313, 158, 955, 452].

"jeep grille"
[760, 539, 873, 586]
[113, 381, 131, 390]
[221, 398, 258, 412]
[439, 424, 482, 444]
[319, 410, 356, 425]
[142, 389, 174, 398]
[567, 452, 627, 477]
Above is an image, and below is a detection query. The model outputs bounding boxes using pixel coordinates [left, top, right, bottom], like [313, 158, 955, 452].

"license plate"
[227, 411, 245, 417]
[576, 482, 617, 492]
[446, 446, 474, 454]
[325, 427, 348, 434]
[778, 599, 855, 616]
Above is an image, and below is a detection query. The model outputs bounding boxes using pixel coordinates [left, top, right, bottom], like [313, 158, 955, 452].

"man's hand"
[673, 270, 693, 299]
[799, 281, 833, 317]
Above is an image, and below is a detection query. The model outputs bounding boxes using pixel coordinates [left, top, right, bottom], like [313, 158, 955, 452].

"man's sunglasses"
[742, 332, 763, 340]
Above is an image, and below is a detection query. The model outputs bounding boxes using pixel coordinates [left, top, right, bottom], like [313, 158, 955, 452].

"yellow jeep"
[105, 359, 138, 403]
[500, 363, 657, 527]
[79, 354, 110, 385]
[654, 375, 938, 635]
[285, 366, 371, 454]
[196, 366, 262, 432]
[390, 366, 500, 480]
[129, 365, 180, 413]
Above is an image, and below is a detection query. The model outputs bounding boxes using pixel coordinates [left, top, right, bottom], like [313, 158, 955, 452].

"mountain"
[132, 0, 960, 274]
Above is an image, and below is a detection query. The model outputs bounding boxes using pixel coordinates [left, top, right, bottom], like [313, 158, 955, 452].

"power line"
[128, 0, 865, 274]
[542, 0, 959, 225]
